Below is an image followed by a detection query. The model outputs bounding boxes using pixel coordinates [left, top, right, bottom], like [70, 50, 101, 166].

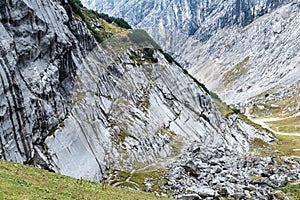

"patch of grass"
[157, 128, 173, 136]
[68, 0, 130, 44]
[249, 175, 263, 181]
[0, 159, 170, 200]
[250, 138, 270, 149]
[250, 134, 300, 159]
[156, 128, 183, 157]
[48, 118, 65, 136]
[131, 169, 167, 193]
[139, 96, 150, 111]
[276, 182, 300, 200]
[275, 135, 300, 158]
[111, 168, 169, 195]
[128, 29, 160, 49]
[223, 56, 250, 87]
[210, 93, 272, 135]
[211, 92, 235, 117]
[265, 117, 300, 133]
[216, 198, 235, 200]
[247, 96, 300, 118]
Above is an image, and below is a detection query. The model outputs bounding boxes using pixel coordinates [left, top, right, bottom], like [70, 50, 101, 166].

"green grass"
[210, 92, 235, 117]
[210, 92, 272, 135]
[276, 182, 300, 200]
[0, 159, 170, 200]
[250, 138, 270, 149]
[131, 169, 167, 193]
[115, 130, 132, 143]
[68, 0, 130, 44]
[265, 117, 300, 133]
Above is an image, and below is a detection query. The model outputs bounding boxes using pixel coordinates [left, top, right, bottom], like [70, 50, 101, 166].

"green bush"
[142, 48, 158, 63]
[91, 29, 104, 43]
[68, 0, 85, 20]
[113, 18, 132, 29]
[96, 13, 131, 29]
[232, 108, 241, 114]
[163, 53, 174, 63]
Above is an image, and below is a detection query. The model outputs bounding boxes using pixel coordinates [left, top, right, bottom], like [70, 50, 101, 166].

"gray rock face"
[84, 0, 290, 39]
[0, 0, 276, 183]
[84, 0, 300, 105]
[0, 0, 77, 166]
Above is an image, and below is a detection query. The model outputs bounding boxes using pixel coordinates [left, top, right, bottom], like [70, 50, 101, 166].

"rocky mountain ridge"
[0, 0, 299, 199]
[84, 0, 300, 105]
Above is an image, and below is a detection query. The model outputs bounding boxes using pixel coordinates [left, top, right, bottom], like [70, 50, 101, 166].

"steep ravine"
[0, 0, 299, 199]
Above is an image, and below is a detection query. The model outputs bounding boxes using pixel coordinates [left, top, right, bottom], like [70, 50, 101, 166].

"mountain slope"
[0, 0, 272, 180]
[1, 0, 299, 199]
[84, 0, 300, 105]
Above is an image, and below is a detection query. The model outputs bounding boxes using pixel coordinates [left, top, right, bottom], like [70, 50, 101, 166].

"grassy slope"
[0, 159, 169, 200]
[275, 134, 300, 158]
[265, 117, 300, 133]
[276, 183, 300, 200]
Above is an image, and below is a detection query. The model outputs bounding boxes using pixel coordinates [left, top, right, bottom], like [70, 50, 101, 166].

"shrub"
[91, 29, 104, 43]
[163, 53, 174, 63]
[142, 48, 158, 63]
[113, 18, 132, 29]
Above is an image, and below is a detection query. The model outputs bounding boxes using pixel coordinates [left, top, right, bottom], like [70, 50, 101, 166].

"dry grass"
[265, 117, 300, 133]
[275, 134, 300, 158]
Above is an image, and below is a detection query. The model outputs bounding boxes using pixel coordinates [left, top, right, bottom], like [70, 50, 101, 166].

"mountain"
[0, 0, 299, 199]
[84, 0, 300, 105]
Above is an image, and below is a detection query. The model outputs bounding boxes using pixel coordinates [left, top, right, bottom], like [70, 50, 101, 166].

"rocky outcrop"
[0, 0, 76, 166]
[164, 143, 300, 199]
[84, 0, 300, 105]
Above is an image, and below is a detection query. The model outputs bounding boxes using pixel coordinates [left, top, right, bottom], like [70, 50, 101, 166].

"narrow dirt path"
[250, 117, 300, 136]
[111, 169, 140, 187]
